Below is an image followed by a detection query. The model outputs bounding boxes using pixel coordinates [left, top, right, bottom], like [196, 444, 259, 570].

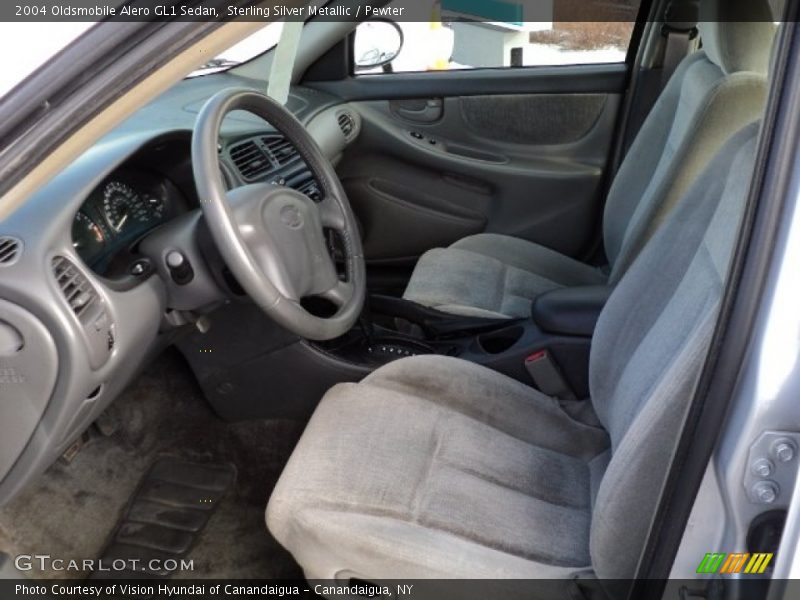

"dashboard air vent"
[0, 237, 22, 266]
[229, 135, 300, 181]
[229, 140, 271, 180]
[52, 256, 98, 319]
[337, 111, 356, 140]
[262, 135, 297, 167]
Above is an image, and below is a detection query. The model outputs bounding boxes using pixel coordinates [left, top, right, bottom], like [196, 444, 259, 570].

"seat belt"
[610, 1, 699, 179]
[267, 21, 305, 106]
[660, 25, 698, 87]
[524, 349, 577, 401]
[267, 0, 328, 104]
[660, 1, 699, 88]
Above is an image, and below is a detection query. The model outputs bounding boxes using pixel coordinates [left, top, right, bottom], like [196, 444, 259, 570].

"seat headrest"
[697, 0, 777, 75]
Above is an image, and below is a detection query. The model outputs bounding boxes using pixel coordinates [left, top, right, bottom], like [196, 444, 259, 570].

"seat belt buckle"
[524, 350, 576, 401]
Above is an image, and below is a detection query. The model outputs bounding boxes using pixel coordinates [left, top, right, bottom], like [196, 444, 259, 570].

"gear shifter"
[358, 295, 376, 350]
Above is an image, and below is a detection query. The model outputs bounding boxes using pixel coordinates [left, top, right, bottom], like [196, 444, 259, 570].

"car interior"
[0, 0, 789, 593]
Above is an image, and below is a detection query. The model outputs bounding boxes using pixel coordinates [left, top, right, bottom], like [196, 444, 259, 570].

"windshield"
[0, 21, 283, 100]
[187, 22, 284, 76]
[0, 22, 94, 99]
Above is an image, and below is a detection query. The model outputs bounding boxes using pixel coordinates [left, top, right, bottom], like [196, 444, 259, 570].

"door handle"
[390, 98, 443, 123]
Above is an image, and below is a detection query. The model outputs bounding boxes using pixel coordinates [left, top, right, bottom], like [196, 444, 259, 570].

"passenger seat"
[402, 0, 776, 319]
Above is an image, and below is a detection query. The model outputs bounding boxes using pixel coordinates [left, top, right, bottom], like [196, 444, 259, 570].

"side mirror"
[354, 19, 404, 71]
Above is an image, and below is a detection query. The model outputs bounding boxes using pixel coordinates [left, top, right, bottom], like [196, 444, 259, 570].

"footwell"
[0, 350, 305, 579]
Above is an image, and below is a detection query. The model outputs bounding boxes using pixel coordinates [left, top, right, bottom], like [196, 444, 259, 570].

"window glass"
[0, 21, 285, 96]
[187, 22, 284, 77]
[355, 0, 641, 74]
[0, 23, 93, 98]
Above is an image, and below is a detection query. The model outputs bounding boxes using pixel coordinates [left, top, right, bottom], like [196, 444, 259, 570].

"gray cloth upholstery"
[405, 234, 607, 319]
[403, 0, 774, 319]
[267, 124, 761, 584]
[268, 356, 609, 580]
[460, 94, 609, 145]
[697, 2, 776, 75]
[589, 123, 760, 578]
[604, 59, 768, 281]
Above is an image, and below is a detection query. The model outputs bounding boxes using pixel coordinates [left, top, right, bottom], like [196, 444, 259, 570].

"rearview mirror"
[354, 20, 404, 70]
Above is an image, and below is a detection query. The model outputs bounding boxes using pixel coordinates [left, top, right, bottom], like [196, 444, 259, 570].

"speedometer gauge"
[103, 181, 144, 232]
[102, 181, 165, 233]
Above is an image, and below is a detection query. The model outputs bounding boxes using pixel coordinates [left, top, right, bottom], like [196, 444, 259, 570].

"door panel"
[336, 86, 621, 264]
[317, 65, 626, 266]
[345, 159, 488, 261]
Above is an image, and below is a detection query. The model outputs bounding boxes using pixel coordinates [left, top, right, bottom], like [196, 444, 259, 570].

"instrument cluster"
[72, 169, 181, 279]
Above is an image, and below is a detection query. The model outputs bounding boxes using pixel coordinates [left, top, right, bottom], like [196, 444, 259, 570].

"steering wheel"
[192, 89, 365, 340]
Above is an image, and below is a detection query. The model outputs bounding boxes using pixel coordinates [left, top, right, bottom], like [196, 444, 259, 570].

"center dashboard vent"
[229, 140, 269, 180]
[263, 135, 296, 167]
[228, 134, 299, 181]
[0, 236, 22, 266]
[52, 256, 99, 319]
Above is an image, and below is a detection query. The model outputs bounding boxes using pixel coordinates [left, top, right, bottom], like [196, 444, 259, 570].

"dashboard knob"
[165, 250, 193, 285]
[166, 250, 185, 269]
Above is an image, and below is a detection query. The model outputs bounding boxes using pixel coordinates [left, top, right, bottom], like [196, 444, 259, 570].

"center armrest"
[532, 285, 614, 337]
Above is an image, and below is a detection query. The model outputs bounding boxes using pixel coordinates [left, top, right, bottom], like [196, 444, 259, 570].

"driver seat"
[266, 123, 759, 584]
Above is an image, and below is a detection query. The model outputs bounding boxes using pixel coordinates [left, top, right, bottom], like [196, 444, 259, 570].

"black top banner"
[2, 0, 789, 23]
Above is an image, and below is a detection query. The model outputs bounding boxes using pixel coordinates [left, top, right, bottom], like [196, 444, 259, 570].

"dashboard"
[0, 70, 360, 504]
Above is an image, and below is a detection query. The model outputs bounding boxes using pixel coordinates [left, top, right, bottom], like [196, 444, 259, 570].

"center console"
[174, 285, 613, 421]
[318, 285, 614, 400]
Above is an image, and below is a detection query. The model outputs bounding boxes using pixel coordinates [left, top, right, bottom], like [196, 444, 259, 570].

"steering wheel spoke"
[319, 193, 348, 231]
[320, 279, 355, 308]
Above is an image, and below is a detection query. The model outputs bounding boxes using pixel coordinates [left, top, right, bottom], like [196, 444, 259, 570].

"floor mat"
[92, 458, 236, 579]
[0, 349, 306, 580]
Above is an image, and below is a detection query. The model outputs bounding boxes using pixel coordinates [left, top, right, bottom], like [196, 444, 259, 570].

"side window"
[354, 1, 641, 74]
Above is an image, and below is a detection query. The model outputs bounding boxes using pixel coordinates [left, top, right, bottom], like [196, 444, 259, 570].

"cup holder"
[477, 325, 524, 354]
